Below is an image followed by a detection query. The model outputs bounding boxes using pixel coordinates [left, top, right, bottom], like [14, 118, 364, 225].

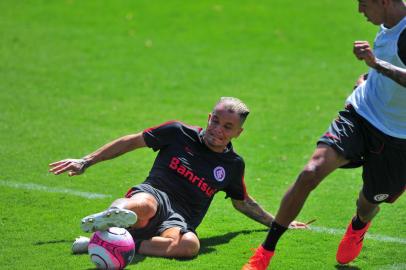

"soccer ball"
[88, 227, 135, 270]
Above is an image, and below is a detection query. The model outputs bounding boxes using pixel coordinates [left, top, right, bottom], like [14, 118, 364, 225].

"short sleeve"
[398, 28, 406, 65]
[143, 121, 181, 151]
[223, 159, 247, 200]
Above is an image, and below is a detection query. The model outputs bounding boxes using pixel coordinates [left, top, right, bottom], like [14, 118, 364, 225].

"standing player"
[243, 0, 406, 269]
[49, 97, 307, 258]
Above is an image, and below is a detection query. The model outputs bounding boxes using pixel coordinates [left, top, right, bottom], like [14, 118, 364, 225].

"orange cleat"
[336, 220, 371, 264]
[242, 245, 274, 270]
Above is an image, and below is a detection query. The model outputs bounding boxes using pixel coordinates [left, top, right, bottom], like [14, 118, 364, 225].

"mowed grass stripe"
[0, 180, 112, 199]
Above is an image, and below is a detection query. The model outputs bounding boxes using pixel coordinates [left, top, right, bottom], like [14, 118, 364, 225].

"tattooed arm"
[232, 195, 274, 227]
[231, 195, 308, 229]
[353, 41, 406, 87]
[374, 59, 406, 87]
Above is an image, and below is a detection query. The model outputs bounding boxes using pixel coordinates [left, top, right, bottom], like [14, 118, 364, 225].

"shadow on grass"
[33, 239, 72, 245]
[199, 228, 268, 255]
[335, 264, 361, 270]
[130, 228, 268, 265]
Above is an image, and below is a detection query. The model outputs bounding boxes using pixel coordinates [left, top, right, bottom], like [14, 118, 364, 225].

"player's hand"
[353, 41, 377, 68]
[288, 219, 316, 229]
[49, 158, 89, 176]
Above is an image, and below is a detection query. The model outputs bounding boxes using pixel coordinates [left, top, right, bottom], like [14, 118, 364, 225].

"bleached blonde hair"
[213, 97, 250, 125]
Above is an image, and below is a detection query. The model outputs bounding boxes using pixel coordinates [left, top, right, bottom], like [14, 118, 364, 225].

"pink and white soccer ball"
[88, 227, 135, 270]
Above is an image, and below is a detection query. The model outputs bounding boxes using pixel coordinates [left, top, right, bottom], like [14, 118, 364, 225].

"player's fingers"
[49, 160, 68, 167]
[291, 224, 308, 229]
[69, 170, 84, 176]
[354, 53, 365, 60]
[354, 46, 370, 55]
[354, 40, 368, 46]
[53, 167, 69, 175]
[354, 50, 370, 60]
[53, 163, 76, 175]
[49, 161, 70, 173]
[354, 43, 369, 48]
[289, 222, 309, 229]
[353, 47, 366, 58]
[354, 40, 369, 46]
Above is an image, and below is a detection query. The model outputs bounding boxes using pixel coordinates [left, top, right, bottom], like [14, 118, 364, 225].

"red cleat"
[242, 245, 274, 270]
[336, 220, 371, 264]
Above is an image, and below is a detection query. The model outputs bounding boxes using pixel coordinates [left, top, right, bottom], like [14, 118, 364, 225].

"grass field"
[1, 0, 405, 269]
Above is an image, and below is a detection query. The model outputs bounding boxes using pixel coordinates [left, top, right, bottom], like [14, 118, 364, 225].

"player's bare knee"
[178, 234, 200, 258]
[297, 164, 324, 191]
[122, 193, 158, 228]
[131, 193, 157, 215]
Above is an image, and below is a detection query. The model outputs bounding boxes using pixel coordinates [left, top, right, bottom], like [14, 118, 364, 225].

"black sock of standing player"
[262, 221, 288, 251]
[352, 214, 367, 230]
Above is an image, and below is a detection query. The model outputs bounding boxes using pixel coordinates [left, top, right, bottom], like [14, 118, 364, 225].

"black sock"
[352, 214, 367, 230]
[262, 221, 288, 251]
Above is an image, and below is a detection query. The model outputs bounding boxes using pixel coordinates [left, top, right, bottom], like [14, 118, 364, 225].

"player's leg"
[110, 192, 158, 229]
[242, 144, 348, 270]
[336, 191, 379, 264]
[336, 130, 406, 264]
[80, 192, 157, 233]
[73, 186, 160, 254]
[125, 185, 199, 258]
[138, 227, 200, 258]
[355, 190, 380, 224]
[137, 207, 200, 258]
[275, 143, 349, 226]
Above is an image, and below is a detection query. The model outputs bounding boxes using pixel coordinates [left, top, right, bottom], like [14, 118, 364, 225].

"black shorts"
[318, 104, 406, 204]
[124, 183, 195, 240]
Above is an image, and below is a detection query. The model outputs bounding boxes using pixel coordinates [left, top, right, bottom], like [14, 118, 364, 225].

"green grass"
[1, 0, 405, 269]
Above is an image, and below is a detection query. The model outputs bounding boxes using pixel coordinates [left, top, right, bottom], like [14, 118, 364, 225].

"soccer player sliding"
[49, 97, 308, 259]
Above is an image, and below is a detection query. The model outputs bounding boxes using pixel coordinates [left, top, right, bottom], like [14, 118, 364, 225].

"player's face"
[357, 0, 385, 25]
[204, 106, 243, 152]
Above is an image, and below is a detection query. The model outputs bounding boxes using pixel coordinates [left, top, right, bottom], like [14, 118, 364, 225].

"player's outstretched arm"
[49, 132, 147, 176]
[353, 41, 406, 87]
[231, 195, 309, 229]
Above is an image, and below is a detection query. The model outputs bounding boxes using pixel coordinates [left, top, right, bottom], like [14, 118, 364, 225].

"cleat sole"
[80, 208, 137, 233]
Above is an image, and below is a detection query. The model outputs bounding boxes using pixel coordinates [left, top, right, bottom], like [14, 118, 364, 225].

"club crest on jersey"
[374, 194, 389, 202]
[213, 166, 226, 182]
